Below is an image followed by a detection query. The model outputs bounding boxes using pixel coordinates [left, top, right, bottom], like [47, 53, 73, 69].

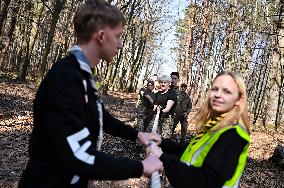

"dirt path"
[0, 80, 283, 187]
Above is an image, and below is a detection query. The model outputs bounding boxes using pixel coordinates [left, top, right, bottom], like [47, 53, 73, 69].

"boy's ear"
[93, 30, 104, 44]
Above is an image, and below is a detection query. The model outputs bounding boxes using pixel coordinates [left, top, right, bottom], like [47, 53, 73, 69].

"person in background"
[138, 80, 156, 132]
[18, 1, 162, 187]
[172, 83, 192, 143]
[151, 74, 160, 92]
[147, 71, 251, 188]
[138, 79, 148, 102]
[134, 79, 148, 130]
[169, 72, 192, 143]
[170, 72, 179, 90]
[148, 75, 177, 139]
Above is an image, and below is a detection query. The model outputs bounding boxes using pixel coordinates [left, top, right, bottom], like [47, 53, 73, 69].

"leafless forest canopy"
[0, 0, 283, 127]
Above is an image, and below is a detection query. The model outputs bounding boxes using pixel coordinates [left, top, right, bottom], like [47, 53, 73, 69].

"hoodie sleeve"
[42, 65, 143, 180]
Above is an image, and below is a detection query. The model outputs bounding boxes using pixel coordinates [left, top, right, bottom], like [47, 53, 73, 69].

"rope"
[150, 108, 161, 188]
[96, 99, 104, 151]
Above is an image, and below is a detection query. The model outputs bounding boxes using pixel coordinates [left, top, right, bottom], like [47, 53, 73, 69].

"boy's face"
[101, 23, 124, 63]
[180, 86, 186, 92]
[170, 75, 179, 86]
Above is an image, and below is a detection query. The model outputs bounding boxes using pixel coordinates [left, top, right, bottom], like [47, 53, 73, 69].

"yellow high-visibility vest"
[180, 123, 250, 188]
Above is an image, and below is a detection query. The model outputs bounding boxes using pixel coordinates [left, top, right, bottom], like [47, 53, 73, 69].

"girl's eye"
[211, 87, 218, 91]
[224, 89, 231, 94]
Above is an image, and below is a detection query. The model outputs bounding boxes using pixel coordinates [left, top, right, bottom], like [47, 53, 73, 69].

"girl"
[147, 71, 251, 188]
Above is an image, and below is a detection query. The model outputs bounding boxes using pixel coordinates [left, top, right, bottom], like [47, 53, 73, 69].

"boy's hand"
[137, 132, 161, 146]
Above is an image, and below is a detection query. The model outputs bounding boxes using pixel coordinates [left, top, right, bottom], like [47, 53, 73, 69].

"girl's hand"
[146, 143, 163, 158]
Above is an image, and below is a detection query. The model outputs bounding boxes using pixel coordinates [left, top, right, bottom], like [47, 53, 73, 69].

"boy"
[18, 1, 162, 187]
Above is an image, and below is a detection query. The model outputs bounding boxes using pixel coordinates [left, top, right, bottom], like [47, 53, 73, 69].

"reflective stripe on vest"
[180, 123, 250, 188]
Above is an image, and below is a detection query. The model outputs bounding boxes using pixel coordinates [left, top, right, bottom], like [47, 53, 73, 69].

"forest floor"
[0, 75, 284, 188]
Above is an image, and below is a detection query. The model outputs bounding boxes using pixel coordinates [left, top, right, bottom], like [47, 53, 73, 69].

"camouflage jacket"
[175, 90, 192, 115]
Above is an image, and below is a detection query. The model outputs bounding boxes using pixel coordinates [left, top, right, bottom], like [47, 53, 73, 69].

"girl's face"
[209, 75, 241, 115]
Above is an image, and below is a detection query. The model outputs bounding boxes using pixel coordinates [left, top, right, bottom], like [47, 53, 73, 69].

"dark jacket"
[159, 129, 248, 188]
[19, 54, 143, 188]
[142, 89, 155, 109]
[175, 90, 192, 115]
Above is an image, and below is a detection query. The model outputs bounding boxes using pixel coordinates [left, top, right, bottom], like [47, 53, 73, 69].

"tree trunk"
[18, 2, 44, 81]
[0, 0, 19, 70]
[127, 38, 146, 92]
[274, 73, 284, 129]
[0, 0, 11, 39]
[39, 0, 66, 80]
[192, 0, 211, 106]
[273, 0, 284, 129]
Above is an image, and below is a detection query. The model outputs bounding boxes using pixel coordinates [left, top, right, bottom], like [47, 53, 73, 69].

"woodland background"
[0, 0, 284, 187]
[0, 0, 283, 127]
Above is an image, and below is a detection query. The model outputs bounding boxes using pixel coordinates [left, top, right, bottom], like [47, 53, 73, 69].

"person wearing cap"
[148, 75, 177, 139]
[172, 83, 192, 143]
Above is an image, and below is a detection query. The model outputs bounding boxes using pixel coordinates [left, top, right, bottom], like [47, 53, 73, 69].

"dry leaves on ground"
[0, 79, 283, 188]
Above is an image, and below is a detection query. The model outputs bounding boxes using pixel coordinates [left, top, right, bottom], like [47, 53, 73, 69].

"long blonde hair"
[193, 71, 251, 134]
